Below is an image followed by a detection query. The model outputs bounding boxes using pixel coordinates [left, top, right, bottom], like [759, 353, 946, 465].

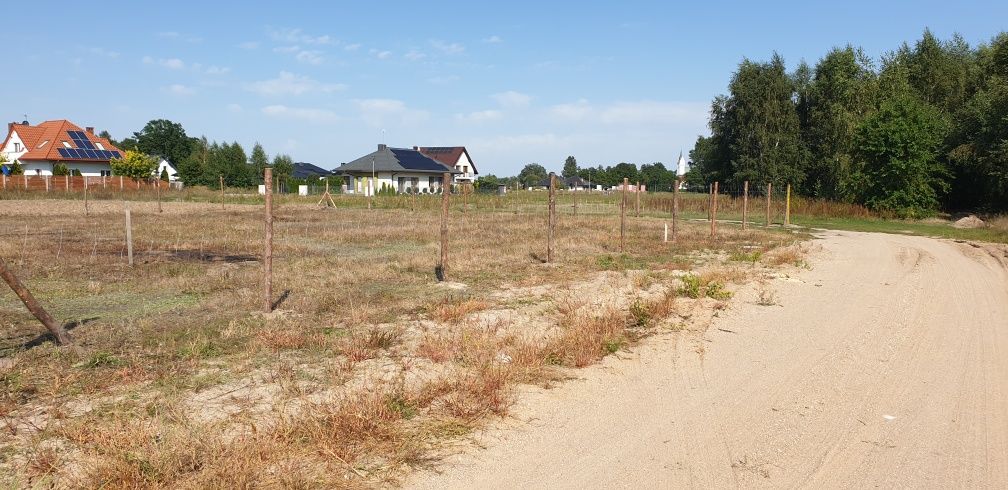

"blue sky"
[5, 1, 1005, 175]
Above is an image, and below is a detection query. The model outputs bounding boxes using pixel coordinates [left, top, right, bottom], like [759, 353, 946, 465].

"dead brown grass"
[0, 194, 799, 486]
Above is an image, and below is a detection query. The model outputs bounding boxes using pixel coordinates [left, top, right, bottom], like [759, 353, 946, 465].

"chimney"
[85, 127, 94, 135]
[378, 144, 387, 151]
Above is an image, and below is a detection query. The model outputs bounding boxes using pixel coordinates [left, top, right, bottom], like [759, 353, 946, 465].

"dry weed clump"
[427, 296, 492, 324]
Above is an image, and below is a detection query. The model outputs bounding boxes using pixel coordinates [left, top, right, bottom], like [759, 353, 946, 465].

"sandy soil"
[409, 230, 1008, 488]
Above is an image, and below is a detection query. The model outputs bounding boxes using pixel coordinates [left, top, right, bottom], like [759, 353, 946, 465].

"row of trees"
[481, 156, 683, 191]
[112, 119, 295, 187]
[689, 30, 1008, 216]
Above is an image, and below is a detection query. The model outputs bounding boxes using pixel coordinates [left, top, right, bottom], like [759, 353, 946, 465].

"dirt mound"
[952, 215, 986, 229]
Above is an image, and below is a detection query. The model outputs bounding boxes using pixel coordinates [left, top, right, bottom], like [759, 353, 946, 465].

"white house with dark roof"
[334, 144, 459, 195]
[418, 146, 478, 184]
[1, 119, 124, 176]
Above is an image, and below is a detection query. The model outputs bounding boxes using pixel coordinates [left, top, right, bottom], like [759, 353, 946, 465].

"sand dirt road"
[410, 230, 1008, 489]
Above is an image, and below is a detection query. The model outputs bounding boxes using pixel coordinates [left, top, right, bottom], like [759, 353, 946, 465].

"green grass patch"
[794, 216, 1008, 244]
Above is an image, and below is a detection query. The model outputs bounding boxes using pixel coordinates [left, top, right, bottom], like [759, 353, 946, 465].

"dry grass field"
[0, 191, 803, 487]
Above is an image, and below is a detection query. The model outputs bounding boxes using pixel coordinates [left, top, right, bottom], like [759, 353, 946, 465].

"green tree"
[110, 150, 159, 180]
[250, 143, 269, 183]
[517, 163, 548, 188]
[52, 163, 70, 176]
[179, 136, 209, 186]
[10, 160, 23, 175]
[160, 167, 169, 181]
[562, 156, 579, 178]
[475, 174, 500, 190]
[639, 162, 673, 192]
[272, 154, 294, 184]
[802, 46, 878, 200]
[132, 119, 196, 169]
[853, 94, 949, 217]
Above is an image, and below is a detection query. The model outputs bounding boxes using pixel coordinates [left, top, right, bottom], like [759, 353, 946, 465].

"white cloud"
[430, 40, 465, 55]
[246, 71, 346, 96]
[548, 99, 707, 125]
[343, 43, 361, 51]
[238, 41, 259, 50]
[428, 75, 459, 85]
[375, 50, 392, 60]
[549, 99, 592, 120]
[143, 56, 185, 69]
[483, 35, 503, 44]
[456, 110, 502, 123]
[165, 84, 195, 96]
[205, 65, 230, 75]
[226, 103, 242, 112]
[158, 31, 202, 43]
[269, 27, 333, 45]
[274, 45, 325, 64]
[492, 91, 532, 109]
[355, 98, 429, 126]
[405, 50, 426, 61]
[262, 105, 339, 123]
[86, 47, 119, 58]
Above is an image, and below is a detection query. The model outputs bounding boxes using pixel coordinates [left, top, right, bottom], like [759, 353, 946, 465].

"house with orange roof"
[1, 119, 124, 176]
[417, 146, 478, 184]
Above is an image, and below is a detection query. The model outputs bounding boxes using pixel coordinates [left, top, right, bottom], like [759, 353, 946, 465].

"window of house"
[13, 143, 21, 152]
[100, 170, 112, 177]
[95, 142, 105, 151]
[37, 140, 49, 149]
[62, 141, 71, 148]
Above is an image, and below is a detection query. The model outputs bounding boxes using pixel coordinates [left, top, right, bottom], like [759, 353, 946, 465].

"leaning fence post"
[785, 184, 791, 226]
[742, 180, 749, 230]
[620, 177, 628, 253]
[547, 173, 557, 263]
[0, 257, 73, 345]
[711, 181, 719, 237]
[263, 168, 273, 312]
[438, 172, 450, 281]
[125, 207, 134, 266]
[672, 178, 680, 242]
[766, 182, 772, 227]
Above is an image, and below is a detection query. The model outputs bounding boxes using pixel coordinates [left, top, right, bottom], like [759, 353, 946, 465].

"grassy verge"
[792, 215, 1008, 244]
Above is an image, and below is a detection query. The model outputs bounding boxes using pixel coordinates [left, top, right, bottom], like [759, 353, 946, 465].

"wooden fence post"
[0, 257, 73, 345]
[547, 173, 556, 263]
[620, 178, 628, 253]
[24, 174, 28, 189]
[263, 168, 273, 312]
[573, 187, 577, 217]
[711, 181, 719, 237]
[672, 178, 680, 242]
[157, 179, 162, 213]
[635, 181, 641, 217]
[438, 172, 450, 281]
[125, 207, 134, 266]
[785, 184, 791, 226]
[766, 182, 772, 227]
[742, 180, 749, 230]
[84, 177, 89, 216]
[220, 175, 225, 210]
[119, 175, 123, 190]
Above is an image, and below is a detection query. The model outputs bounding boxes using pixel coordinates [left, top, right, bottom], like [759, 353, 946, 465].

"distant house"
[291, 161, 330, 180]
[333, 144, 459, 195]
[153, 155, 180, 182]
[1, 119, 124, 176]
[564, 175, 591, 191]
[418, 146, 477, 184]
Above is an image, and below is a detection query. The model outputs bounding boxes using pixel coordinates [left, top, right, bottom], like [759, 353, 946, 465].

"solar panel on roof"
[390, 149, 453, 172]
[67, 149, 81, 158]
[58, 148, 71, 158]
[111, 151, 122, 159]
